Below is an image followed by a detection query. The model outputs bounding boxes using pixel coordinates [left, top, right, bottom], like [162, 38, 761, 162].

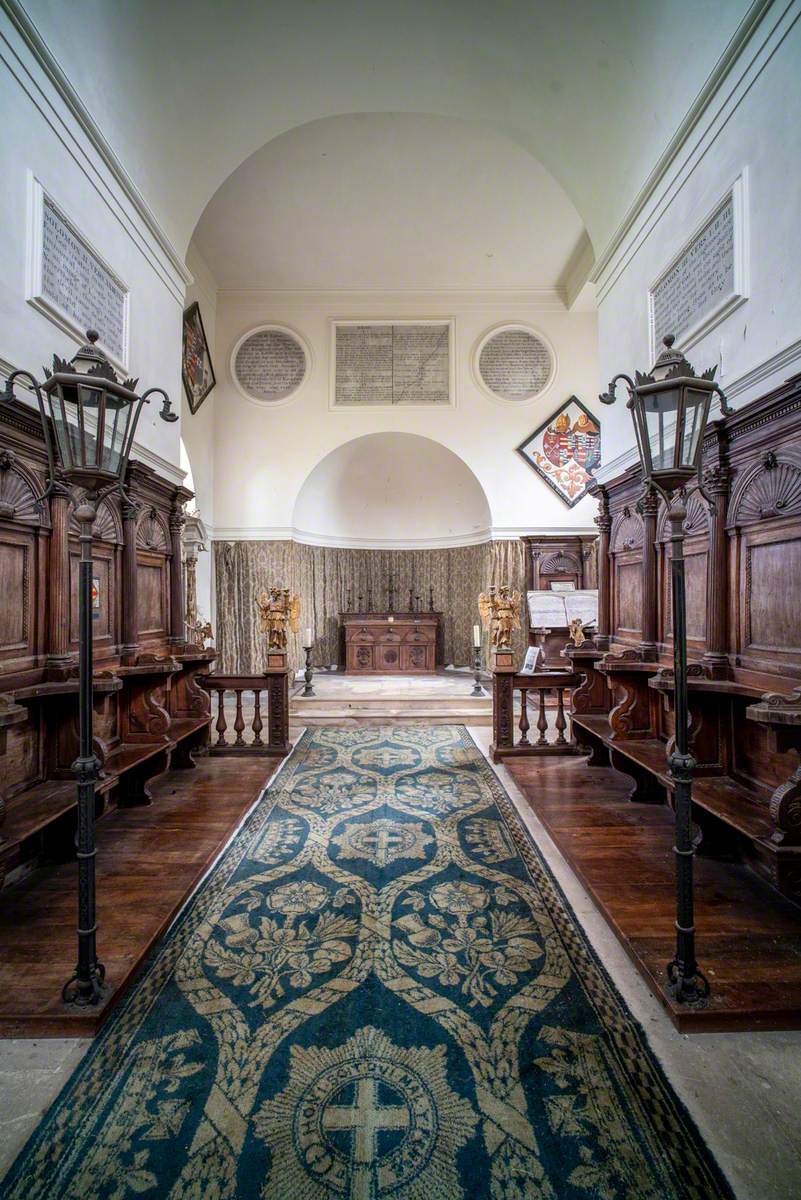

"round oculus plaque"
[233, 326, 308, 403]
[477, 327, 553, 402]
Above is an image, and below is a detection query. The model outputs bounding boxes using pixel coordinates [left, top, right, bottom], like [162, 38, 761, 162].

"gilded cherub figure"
[568, 617, 588, 647]
[187, 618, 214, 648]
[256, 587, 300, 651]
[478, 585, 521, 649]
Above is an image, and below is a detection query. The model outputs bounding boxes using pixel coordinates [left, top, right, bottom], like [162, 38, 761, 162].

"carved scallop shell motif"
[69, 497, 120, 542]
[612, 509, 644, 552]
[0, 455, 41, 524]
[136, 508, 169, 552]
[540, 551, 580, 575]
[735, 461, 801, 524]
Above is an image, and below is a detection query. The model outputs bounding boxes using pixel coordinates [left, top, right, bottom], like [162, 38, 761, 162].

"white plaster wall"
[0, 9, 185, 476]
[181, 244, 217, 621]
[210, 292, 600, 542]
[596, 14, 801, 471]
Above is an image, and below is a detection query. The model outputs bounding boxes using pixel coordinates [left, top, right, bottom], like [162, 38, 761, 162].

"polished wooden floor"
[0, 757, 278, 1037]
[506, 755, 801, 1032]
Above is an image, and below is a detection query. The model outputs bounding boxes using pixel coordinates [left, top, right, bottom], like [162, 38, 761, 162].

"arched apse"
[26, 0, 753, 259]
[291, 433, 492, 547]
[192, 113, 590, 292]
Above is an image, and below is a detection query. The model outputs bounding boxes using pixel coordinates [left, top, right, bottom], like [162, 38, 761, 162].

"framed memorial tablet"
[182, 302, 216, 414]
[516, 396, 601, 508]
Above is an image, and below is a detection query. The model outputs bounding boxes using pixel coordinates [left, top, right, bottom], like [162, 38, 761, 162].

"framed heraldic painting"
[182, 302, 216, 414]
[516, 395, 601, 508]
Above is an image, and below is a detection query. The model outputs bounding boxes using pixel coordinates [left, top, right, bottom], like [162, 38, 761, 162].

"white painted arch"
[291, 432, 492, 548]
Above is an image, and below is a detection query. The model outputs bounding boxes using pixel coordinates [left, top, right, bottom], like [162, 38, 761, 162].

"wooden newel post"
[168, 493, 189, 647]
[490, 646, 516, 761]
[121, 494, 140, 665]
[264, 661, 291, 756]
[593, 486, 611, 651]
[702, 461, 731, 678]
[46, 481, 73, 672]
[639, 486, 659, 661]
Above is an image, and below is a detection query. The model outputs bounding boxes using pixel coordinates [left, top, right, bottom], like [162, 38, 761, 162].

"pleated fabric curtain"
[213, 540, 528, 673]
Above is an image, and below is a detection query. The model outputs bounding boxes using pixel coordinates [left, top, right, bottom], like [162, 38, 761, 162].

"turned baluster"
[215, 689, 228, 747]
[252, 689, 264, 746]
[555, 688, 568, 746]
[233, 689, 246, 747]
[518, 688, 530, 745]
[536, 690, 549, 746]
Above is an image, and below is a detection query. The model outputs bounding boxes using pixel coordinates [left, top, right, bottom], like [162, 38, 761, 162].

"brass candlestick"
[302, 644, 315, 696]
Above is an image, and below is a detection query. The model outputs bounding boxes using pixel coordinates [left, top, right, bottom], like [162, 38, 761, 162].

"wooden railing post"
[593, 485, 612, 651]
[266, 667, 291, 756]
[490, 651, 516, 761]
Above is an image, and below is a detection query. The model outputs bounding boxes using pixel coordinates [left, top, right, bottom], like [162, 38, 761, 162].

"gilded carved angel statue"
[478, 585, 521, 649]
[255, 587, 300, 650]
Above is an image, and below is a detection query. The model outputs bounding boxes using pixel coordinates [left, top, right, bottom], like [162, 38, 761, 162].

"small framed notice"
[648, 172, 748, 357]
[331, 320, 454, 408]
[26, 175, 129, 369]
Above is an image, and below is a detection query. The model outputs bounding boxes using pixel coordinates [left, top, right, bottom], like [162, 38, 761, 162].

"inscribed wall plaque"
[649, 183, 745, 354]
[478, 327, 552, 400]
[32, 188, 128, 364]
[333, 322, 451, 406]
[234, 327, 307, 403]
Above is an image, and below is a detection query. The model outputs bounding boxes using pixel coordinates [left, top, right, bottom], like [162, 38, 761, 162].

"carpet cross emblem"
[332, 818, 433, 867]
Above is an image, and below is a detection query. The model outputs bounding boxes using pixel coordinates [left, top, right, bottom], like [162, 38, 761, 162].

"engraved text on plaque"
[651, 195, 735, 350]
[39, 196, 127, 363]
[334, 323, 451, 405]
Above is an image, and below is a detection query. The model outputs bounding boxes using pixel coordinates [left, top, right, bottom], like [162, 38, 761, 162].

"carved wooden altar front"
[340, 612, 441, 673]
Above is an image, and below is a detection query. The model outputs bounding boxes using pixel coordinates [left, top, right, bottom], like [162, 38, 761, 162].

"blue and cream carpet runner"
[1, 726, 731, 1199]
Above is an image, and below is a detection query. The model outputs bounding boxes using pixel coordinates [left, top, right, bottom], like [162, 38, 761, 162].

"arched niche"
[292, 433, 491, 546]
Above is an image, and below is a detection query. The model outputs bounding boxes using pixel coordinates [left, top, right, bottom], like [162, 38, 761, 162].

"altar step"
[289, 693, 493, 725]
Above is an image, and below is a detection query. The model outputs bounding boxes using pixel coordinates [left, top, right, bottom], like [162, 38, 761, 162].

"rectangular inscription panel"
[333, 322, 451, 406]
[650, 186, 742, 353]
[29, 179, 128, 365]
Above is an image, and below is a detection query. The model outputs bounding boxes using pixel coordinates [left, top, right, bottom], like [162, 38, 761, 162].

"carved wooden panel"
[661, 546, 708, 646]
[137, 556, 169, 641]
[0, 526, 40, 670]
[4, 708, 43, 798]
[612, 557, 642, 642]
[728, 517, 801, 674]
[69, 541, 117, 654]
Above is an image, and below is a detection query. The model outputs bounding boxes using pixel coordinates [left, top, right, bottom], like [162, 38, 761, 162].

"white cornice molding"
[214, 287, 569, 311]
[722, 332, 801, 400]
[210, 524, 597, 547]
[0, 0, 192, 302]
[591, 0, 800, 300]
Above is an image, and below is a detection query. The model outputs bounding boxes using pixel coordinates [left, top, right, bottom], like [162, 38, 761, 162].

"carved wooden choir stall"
[493, 371, 801, 910]
[0, 402, 291, 893]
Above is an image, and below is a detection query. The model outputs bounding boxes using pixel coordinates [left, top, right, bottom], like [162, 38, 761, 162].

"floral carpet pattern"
[1, 726, 731, 1200]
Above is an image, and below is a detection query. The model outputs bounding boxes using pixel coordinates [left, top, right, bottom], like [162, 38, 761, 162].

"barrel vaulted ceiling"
[22, 0, 754, 288]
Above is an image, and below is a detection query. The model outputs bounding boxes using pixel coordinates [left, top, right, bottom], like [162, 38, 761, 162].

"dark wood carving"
[0, 399, 216, 886]
[569, 370, 801, 905]
[341, 612, 440, 673]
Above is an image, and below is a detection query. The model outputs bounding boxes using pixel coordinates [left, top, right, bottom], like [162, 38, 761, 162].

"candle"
[305, 627, 313, 647]
[473, 623, 481, 648]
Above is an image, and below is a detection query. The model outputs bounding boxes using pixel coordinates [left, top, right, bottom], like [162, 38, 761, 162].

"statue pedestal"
[264, 650, 287, 672]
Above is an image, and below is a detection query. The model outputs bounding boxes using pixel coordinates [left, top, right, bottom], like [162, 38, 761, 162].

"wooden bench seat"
[572, 711, 780, 883]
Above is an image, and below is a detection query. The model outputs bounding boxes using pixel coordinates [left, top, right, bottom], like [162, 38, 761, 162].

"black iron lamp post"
[599, 334, 730, 1006]
[2, 332, 177, 1006]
